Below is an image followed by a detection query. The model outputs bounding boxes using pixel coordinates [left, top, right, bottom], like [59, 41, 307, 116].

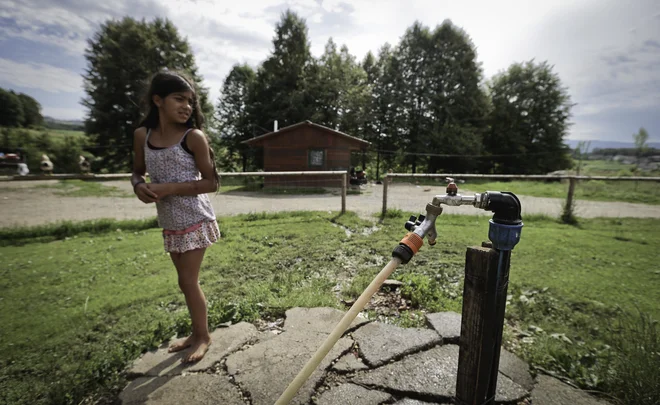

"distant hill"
[565, 139, 660, 152]
[43, 116, 84, 131]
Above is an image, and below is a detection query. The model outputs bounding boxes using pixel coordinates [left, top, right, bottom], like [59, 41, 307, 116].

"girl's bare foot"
[168, 335, 194, 353]
[183, 336, 212, 363]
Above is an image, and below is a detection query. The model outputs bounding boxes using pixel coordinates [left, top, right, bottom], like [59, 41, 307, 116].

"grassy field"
[42, 129, 87, 142]
[0, 212, 658, 405]
[462, 179, 660, 205]
[579, 158, 660, 177]
[36, 179, 132, 198]
[2, 127, 88, 146]
[389, 159, 660, 205]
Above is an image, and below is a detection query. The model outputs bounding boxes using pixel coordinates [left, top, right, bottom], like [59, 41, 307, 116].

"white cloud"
[0, 58, 82, 93]
[2, 0, 658, 141]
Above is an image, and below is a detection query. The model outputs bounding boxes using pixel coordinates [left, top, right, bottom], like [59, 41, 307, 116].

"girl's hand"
[135, 183, 158, 204]
[146, 183, 171, 200]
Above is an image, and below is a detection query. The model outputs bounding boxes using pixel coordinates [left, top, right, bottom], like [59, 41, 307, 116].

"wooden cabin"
[242, 120, 370, 187]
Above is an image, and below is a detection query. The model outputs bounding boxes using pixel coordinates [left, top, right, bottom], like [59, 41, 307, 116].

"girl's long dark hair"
[138, 70, 220, 187]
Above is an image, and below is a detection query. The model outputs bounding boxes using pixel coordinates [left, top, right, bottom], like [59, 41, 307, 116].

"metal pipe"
[432, 193, 480, 207]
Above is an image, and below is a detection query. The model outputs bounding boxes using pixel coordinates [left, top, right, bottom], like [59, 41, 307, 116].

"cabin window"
[308, 149, 325, 167]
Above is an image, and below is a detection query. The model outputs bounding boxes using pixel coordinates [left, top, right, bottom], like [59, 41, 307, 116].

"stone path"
[119, 307, 611, 405]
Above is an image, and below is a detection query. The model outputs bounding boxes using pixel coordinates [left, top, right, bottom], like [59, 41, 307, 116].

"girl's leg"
[167, 248, 211, 362]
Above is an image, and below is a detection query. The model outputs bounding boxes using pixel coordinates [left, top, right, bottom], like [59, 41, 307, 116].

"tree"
[17, 93, 43, 127]
[82, 17, 212, 171]
[633, 127, 649, 164]
[216, 63, 256, 171]
[250, 10, 314, 130]
[309, 39, 369, 137]
[335, 45, 370, 139]
[309, 38, 343, 128]
[360, 51, 379, 143]
[485, 60, 574, 174]
[396, 22, 433, 173]
[367, 44, 406, 177]
[426, 20, 489, 173]
[0, 88, 25, 127]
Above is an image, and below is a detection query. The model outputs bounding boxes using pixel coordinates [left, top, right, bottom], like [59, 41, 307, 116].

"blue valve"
[488, 220, 523, 251]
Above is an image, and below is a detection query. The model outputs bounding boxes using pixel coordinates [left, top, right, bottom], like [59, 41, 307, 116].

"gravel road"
[1, 180, 660, 228]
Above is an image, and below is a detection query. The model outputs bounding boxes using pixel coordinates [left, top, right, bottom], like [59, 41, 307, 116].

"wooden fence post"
[341, 171, 347, 214]
[456, 245, 511, 405]
[566, 176, 577, 212]
[381, 174, 389, 217]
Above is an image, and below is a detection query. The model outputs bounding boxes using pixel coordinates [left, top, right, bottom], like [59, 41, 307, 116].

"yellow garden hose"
[273, 257, 403, 405]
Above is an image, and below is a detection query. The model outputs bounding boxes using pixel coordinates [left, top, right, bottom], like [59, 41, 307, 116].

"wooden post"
[381, 174, 389, 217]
[565, 176, 577, 216]
[456, 246, 511, 405]
[341, 172, 347, 214]
[486, 249, 511, 402]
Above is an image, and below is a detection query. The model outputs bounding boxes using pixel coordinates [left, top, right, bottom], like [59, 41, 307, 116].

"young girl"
[131, 70, 220, 363]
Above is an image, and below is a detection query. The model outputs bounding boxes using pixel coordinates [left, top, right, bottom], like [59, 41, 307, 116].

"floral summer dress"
[144, 128, 220, 253]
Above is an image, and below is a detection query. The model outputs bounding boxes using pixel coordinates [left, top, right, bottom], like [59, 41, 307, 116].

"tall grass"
[0, 217, 159, 246]
[604, 310, 659, 405]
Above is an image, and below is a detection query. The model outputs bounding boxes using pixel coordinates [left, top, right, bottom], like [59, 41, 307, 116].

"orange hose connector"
[400, 232, 424, 254]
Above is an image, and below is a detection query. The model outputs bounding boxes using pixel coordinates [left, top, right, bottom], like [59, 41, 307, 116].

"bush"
[0, 127, 93, 174]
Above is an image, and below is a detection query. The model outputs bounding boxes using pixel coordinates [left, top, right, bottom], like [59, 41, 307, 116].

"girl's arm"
[150, 129, 218, 197]
[132, 127, 159, 203]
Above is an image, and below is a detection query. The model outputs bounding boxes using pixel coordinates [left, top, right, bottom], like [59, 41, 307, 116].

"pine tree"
[426, 20, 489, 173]
[367, 44, 406, 177]
[82, 17, 212, 171]
[216, 63, 256, 171]
[396, 22, 433, 173]
[250, 10, 314, 130]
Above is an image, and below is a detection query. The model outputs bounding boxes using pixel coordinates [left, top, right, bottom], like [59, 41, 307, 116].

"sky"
[0, 0, 658, 143]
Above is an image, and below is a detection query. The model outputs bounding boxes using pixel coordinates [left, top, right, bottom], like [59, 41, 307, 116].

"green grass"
[0, 212, 658, 404]
[2, 127, 87, 147]
[390, 159, 660, 205]
[225, 185, 328, 195]
[217, 176, 330, 195]
[463, 179, 660, 205]
[0, 217, 158, 247]
[395, 177, 660, 205]
[36, 179, 132, 198]
[579, 159, 639, 176]
[42, 129, 86, 142]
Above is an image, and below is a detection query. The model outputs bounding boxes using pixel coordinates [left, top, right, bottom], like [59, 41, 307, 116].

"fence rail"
[382, 172, 660, 217]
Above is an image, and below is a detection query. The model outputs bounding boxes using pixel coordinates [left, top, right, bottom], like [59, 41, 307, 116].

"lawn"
[1, 127, 87, 147]
[42, 129, 87, 143]
[389, 158, 660, 205]
[463, 179, 660, 205]
[36, 179, 132, 198]
[392, 176, 660, 205]
[580, 158, 660, 177]
[0, 212, 658, 404]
